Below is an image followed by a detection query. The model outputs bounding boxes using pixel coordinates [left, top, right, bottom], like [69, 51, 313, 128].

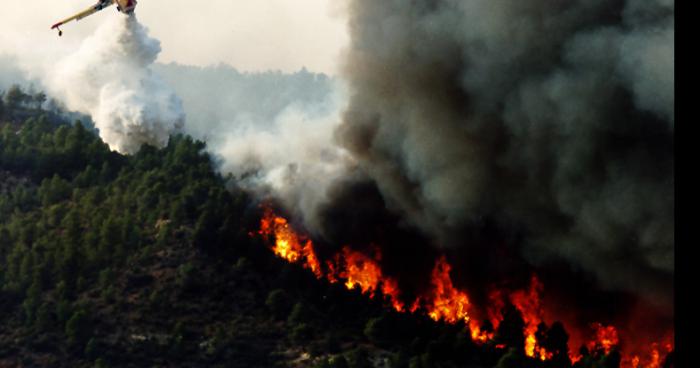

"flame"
[469, 320, 493, 343]
[424, 256, 472, 324]
[302, 241, 323, 279]
[255, 207, 673, 367]
[484, 276, 552, 359]
[649, 347, 660, 368]
[332, 247, 405, 312]
[334, 247, 404, 311]
[258, 208, 404, 311]
[622, 341, 673, 368]
[258, 209, 323, 278]
[589, 323, 619, 355]
[380, 277, 406, 312]
[632, 356, 641, 368]
[339, 247, 383, 296]
[510, 276, 547, 359]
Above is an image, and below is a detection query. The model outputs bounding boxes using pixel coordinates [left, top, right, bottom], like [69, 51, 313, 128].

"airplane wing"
[51, 0, 116, 35]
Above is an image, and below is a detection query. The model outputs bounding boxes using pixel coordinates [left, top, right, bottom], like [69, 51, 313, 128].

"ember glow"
[255, 208, 673, 367]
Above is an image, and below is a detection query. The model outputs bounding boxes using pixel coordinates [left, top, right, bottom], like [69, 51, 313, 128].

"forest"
[0, 85, 664, 368]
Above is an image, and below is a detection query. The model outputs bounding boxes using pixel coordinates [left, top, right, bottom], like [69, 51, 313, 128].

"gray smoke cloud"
[327, 0, 674, 304]
[47, 15, 185, 154]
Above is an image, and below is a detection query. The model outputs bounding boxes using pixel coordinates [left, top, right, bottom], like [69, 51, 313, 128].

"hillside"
[0, 89, 667, 368]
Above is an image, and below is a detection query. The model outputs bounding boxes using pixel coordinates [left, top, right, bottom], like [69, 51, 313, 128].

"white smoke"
[213, 87, 351, 230]
[148, 62, 350, 230]
[47, 15, 184, 154]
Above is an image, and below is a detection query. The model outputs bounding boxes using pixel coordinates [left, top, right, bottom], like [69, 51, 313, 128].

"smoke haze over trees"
[153, 63, 336, 146]
[0, 0, 675, 360]
[0, 0, 674, 316]
[2, 95, 662, 368]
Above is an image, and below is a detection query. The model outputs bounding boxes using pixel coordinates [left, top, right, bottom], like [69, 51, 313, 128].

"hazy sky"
[0, 0, 350, 75]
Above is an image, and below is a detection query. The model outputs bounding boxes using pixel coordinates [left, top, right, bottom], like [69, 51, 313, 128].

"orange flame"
[255, 207, 673, 367]
[622, 341, 673, 368]
[425, 256, 472, 324]
[331, 247, 405, 311]
[333, 247, 404, 311]
[632, 356, 641, 368]
[258, 209, 322, 278]
[469, 320, 493, 343]
[339, 247, 383, 296]
[510, 276, 547, 359]
[259, 208, 404, 311]
[589, 323, 619, 355]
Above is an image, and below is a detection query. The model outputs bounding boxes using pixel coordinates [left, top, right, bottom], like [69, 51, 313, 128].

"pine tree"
[65, 310, 90, 347]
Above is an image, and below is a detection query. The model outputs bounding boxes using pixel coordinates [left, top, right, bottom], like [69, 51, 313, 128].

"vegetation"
[0, 86, 667, 367]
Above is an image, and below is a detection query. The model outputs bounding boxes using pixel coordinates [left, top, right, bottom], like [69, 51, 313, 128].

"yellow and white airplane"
[51, 0, 138, 36]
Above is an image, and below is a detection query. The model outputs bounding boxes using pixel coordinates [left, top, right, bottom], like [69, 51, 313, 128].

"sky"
[0, 0, 350, 75]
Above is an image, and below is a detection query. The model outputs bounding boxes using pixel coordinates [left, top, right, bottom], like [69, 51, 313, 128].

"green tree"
[65, 310, 90, 347]
[494, 303, 525, 352]
[4, 84, 28, 108]
[35, 302, 53, 332]
[22, 277, 42, 325]
[192, 207, 219, 251]
[169, 199, 187, 226]
[33, 92, 47, 110]
[98, 216, 124, 264]
[265, 289, 292, 320]
[495, 348, 525, 368]
[601, 349, 622, 368]
[94, 358, 109, 368]
[314, 359, 333, 368]
[346, 348, 372, 368]
[57, 240, 81, 298]
[329, 356, 350, 368]
[408, 356, 422, 368]
[289, 323, 312, 344]
[177, 262, 197, 291]
[17, 248, 36, 290]
[287, 302, 312, 325]
[363, 314, 398, 346]
[542, 321, 570, 364]
[39, 175, 72, 206]
[85, 338, 98, 359]
[169, 321, 186, 358]
[55, 298, 72, 323]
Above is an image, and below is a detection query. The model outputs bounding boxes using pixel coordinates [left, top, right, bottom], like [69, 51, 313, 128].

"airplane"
[51, 0, 138, 36]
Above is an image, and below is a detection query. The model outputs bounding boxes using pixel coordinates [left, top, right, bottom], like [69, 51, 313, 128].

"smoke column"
[295, 0, 675, 311]
[48, 15, 185, 154]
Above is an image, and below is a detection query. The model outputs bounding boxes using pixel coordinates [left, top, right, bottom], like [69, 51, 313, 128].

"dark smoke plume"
[314, 0, 673, 309]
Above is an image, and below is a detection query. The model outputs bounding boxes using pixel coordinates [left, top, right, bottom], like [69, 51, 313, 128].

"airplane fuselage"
[116, 0, 137, 14]
[51, 0, 138, 36]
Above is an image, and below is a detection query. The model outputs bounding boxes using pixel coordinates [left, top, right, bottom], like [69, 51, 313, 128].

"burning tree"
[254, 207, 674, 368]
